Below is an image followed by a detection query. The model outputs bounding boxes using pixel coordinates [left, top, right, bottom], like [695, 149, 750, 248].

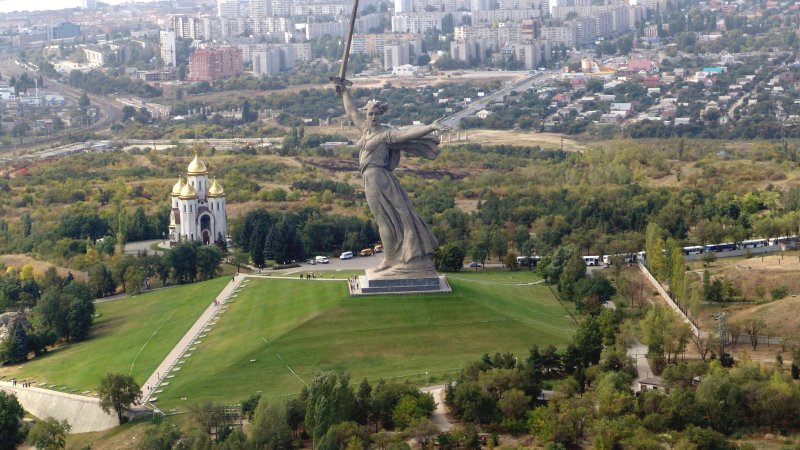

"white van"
[315, 256, 330, 264]
[339, 251, 354, 260]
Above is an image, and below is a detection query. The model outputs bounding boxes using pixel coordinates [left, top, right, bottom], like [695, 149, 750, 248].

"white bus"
[582, 256, 600, 266]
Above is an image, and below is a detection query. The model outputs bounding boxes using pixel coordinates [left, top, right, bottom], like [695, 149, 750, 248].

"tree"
[167, 242, 198, 283]
[0, 391, 25, 450]
[503, 252, 519, 270]
[78, 91, 91, 116]
[433, 243, 465, 272]
[67, 296, 95, 341]
[27, 417, 71, 450]
[2, 315, 29, 364]
[406, 418, 439, 449]
[353, 378, 373, 426]
[98, 372, 141, 423]
[266, 217, 305, 264]
[497, 388, 530, 420]
[87, 263, 115, 297]
[137, 423, 183, 449]
[189, 400, 226, 436]
[743, 317, 765, 350]
[249, 399, 293, 450]
[196, 245, 223, 281]
[305, 371, 356, 444]
[35, 290, 70, 338]
[392, 395, 427, 430]
[123, 265, 145, 295]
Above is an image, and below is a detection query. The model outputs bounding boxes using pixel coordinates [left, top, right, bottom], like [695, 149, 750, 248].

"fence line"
[638, 262, 701, 337]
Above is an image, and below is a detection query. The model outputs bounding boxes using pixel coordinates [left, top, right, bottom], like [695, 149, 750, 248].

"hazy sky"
[0, 0, 132, 14]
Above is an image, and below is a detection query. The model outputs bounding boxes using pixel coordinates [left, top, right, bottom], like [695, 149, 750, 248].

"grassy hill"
[0, 278, 230, 394]
[153, 271, 576, 410]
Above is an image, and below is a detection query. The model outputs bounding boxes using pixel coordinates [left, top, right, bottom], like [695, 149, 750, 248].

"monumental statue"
[332, 0, 451, 292]
[336, 83, 451, 279]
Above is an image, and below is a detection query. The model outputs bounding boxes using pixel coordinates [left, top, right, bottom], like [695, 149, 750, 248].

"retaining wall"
[0, 382, 119, 433]
[637, 262, 701, 337]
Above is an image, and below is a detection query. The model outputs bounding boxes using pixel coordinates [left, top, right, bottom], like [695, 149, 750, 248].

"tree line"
[0, 267, 94, 366]
[231, 208, 379, 267]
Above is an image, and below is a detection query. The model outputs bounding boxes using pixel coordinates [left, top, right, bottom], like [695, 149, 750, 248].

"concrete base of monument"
[350, 274, 452, 296]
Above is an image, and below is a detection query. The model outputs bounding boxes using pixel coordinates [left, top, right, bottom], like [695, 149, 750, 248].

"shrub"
[771, 285, 788, 300]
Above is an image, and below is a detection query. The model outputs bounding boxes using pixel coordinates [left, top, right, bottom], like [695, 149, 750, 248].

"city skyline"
[0, 0, 135, 14]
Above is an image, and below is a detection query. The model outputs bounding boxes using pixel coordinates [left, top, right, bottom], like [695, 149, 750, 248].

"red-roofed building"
[627, 59, 653, 72]
[643, 76, 660, 88]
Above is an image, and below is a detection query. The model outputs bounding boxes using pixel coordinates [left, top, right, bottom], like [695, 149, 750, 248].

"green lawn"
[154, 271, 575, 410]
[0, 278, 229, 394]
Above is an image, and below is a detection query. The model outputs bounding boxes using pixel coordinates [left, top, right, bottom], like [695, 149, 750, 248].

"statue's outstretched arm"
[340, 86, 365, 131]
[390, 118, 451, 142]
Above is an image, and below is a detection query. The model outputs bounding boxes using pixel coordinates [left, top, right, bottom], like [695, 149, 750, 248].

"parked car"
[315, 256, 330, 264]
[306, 258, 316, 265]
[339, 251, 354, 260]
[360, 248, 374, 257]
[468, 261, 483, 268]
[374, 244, 383, 253]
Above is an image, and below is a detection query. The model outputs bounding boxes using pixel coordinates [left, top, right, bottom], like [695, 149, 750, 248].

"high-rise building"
[172, 15, 202, 39]
[217, 0, 239, 18]
[47, 22, 81, 40]
[188, 47, 244, 82]
[82, 0, 97, 10]
[394, 0, 413, 13]
[249, 0, 270, 34]
[160, 29, 177, 67]
[273, 0, 292, 16]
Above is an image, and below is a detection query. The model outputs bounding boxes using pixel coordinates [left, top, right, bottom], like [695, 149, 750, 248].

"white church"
[169, 153, 228, 246]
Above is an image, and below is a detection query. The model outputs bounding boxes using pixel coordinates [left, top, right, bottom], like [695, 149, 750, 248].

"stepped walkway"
[140, 272, 245, 403]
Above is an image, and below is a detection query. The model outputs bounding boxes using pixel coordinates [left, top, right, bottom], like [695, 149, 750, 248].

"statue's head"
[362, 99, 388, 129]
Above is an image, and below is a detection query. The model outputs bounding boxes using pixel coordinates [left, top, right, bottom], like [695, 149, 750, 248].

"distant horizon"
[0, 0, 138, 14]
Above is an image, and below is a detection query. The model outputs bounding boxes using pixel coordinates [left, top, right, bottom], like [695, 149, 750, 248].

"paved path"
[140, 273, 245, 403]
[420, 385, 454, 431]
[627, 339, 654, 393]
[123, 239, 165, 256]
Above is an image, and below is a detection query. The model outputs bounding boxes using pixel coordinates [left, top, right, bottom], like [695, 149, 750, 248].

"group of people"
[297, 272, 339, 280]
[10, 378, 31, 388]
[348, 277, 360, 291]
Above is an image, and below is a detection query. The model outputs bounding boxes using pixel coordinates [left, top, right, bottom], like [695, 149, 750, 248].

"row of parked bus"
[680, 236, 800, 256]
[579, 236, 800, 267]
[521, 236, 800, 269]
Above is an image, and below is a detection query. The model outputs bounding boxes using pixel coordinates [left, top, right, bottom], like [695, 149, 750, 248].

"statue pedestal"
[351, 274, 452, 296]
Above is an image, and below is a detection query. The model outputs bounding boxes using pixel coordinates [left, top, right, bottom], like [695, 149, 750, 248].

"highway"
[442, 69, 558, 129]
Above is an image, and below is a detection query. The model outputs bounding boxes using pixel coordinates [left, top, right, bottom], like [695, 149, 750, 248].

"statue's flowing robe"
[358, 128, 439, 267]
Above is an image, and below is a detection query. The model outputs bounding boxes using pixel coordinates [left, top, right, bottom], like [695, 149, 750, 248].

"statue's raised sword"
[330, 0, 360, 93]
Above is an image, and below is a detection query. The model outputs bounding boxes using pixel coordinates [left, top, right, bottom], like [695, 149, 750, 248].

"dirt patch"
[702, 253, 800, 301]
[0, 254, 87, 281]
[726, 297, 800, 338]
[300, 157, 469, 180]
[454, 198, 478, 213]
[442, 129, 586, 151]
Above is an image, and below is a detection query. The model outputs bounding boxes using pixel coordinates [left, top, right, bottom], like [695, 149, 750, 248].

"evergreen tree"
[3, 316, 29, 364]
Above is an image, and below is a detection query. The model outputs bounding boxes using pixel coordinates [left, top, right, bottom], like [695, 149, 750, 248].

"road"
[420, 384, 454, 431]
[443, 69, 557, 128]
[626, 339, 654, 393]
[0, 61, 122, 156]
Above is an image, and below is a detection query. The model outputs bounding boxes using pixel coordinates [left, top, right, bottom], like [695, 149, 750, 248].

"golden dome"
[179, 182, 198, 199]
[187, 153, 207, 175]
[171, 177, 184, 196]
[207, 178, 225, 197]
